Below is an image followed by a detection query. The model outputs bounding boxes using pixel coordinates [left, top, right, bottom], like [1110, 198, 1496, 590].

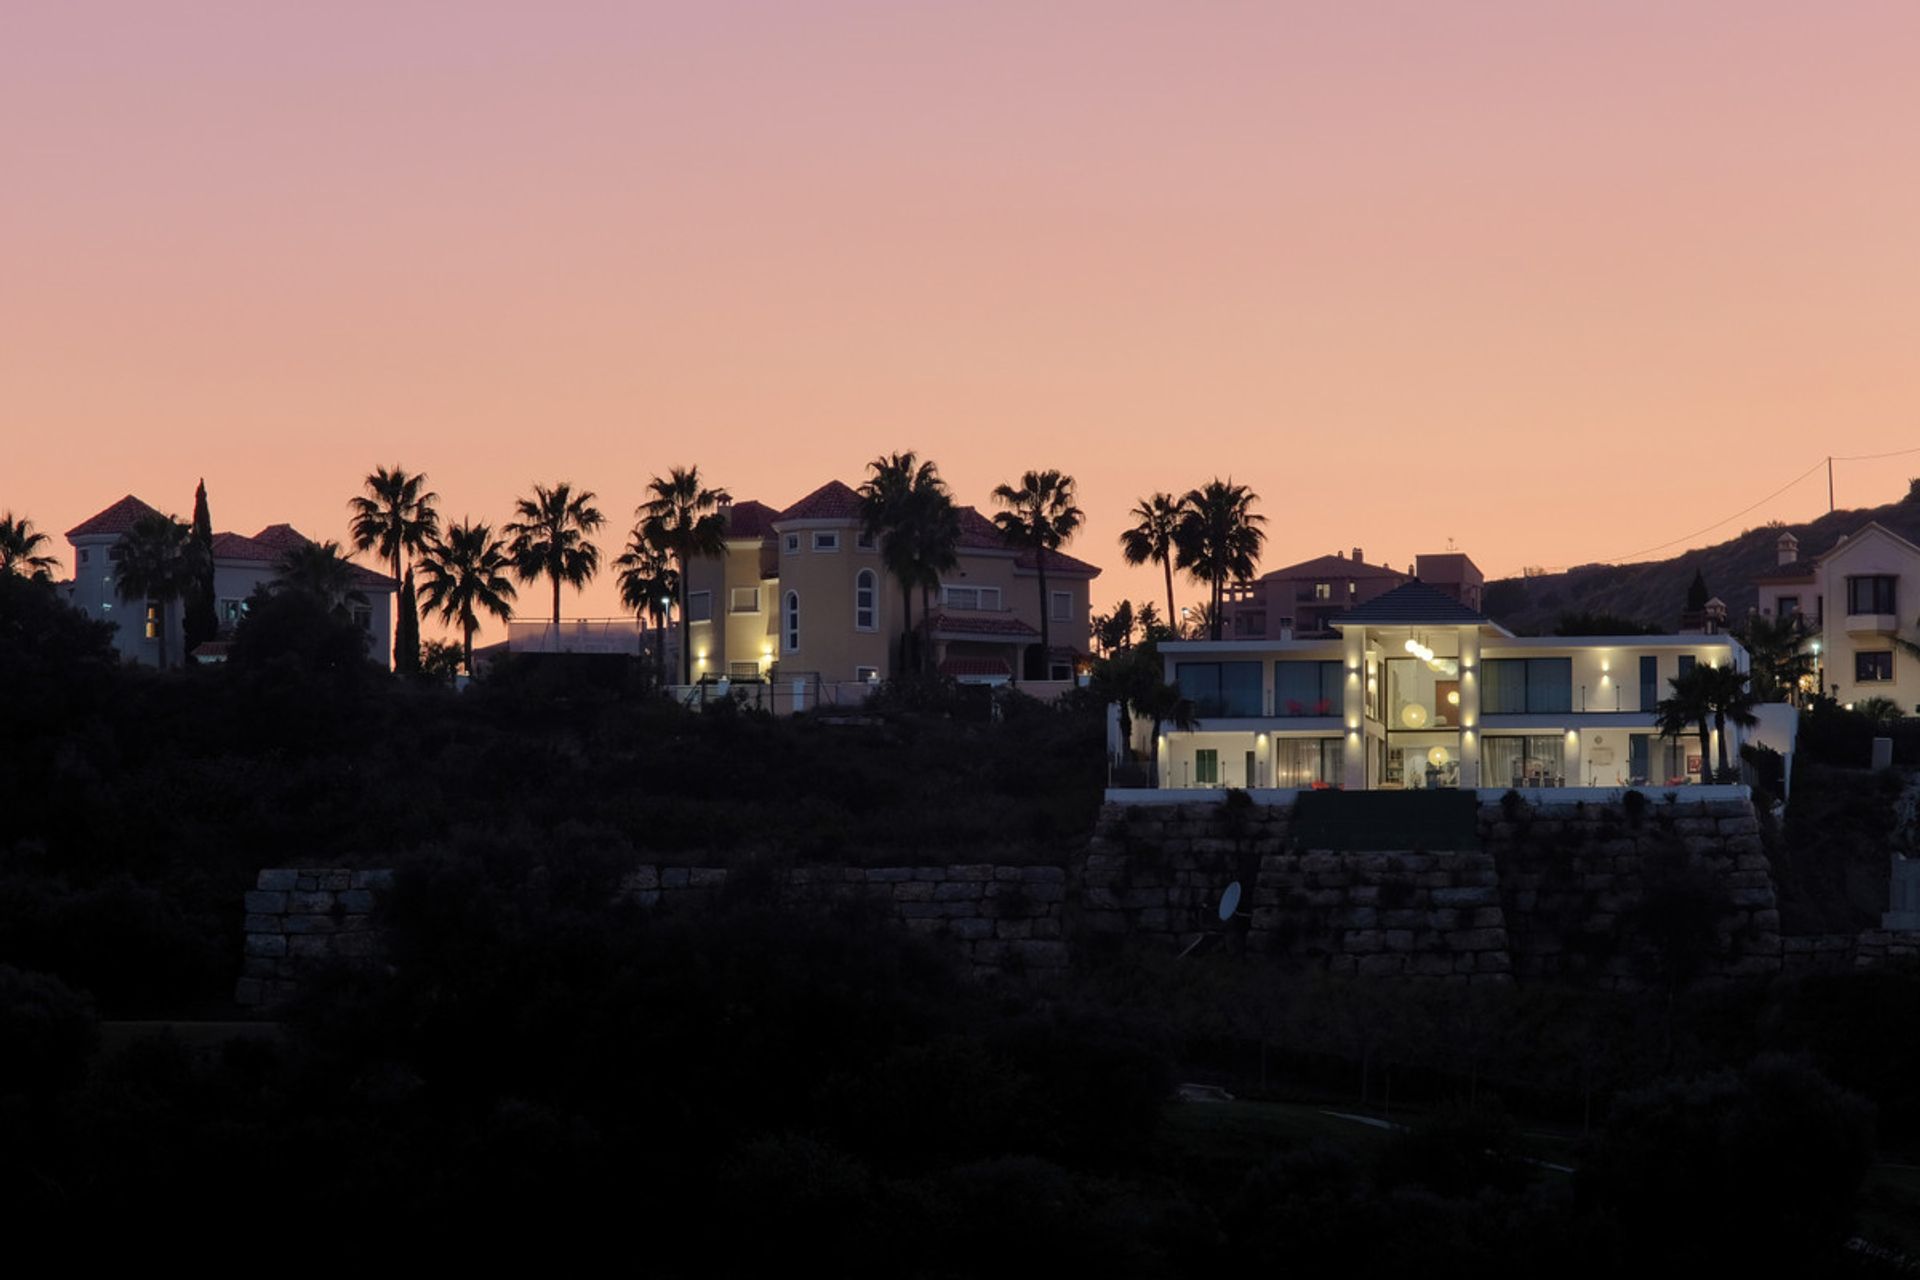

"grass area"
[1161, 1096, 1401, 1163]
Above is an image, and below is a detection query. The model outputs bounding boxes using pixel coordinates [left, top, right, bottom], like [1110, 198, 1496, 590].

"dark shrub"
[0, 966, 97, 1094]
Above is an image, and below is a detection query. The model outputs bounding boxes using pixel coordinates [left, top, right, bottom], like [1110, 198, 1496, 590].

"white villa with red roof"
[64, 494, 397, 668]
[678, 479, 1100, 691]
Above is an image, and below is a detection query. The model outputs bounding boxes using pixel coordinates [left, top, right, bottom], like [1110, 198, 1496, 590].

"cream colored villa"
[1753, 522, 1920, 714]
[1148, 580, 1777, 792]
[679, 481, 1100, 688]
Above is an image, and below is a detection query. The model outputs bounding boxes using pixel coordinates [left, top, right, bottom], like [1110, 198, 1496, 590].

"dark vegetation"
[5, 573, 1919, 1268]
[0, 573, 1100, 1012]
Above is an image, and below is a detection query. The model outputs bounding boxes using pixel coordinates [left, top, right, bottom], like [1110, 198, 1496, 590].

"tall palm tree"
[1174, 479, 1266, 641]
[0, 512, 60, 580]
[418, 519, 518, 675]
[991, 468, 1083, 681]
[860, 452, 936, 672]
[505, 482, 605, 628]
[113, 513, 203, 668]
[1701, 664, 1760, 780]
[638, 467, 730, 685]
[273, 539, 368, 620]
[348, 466, 440, 583]
[1655, 664, 1715, 784]
[1119, 492, 1186, 623]
[1739, 613, 1814, 704]
[613, 531, 679, 686]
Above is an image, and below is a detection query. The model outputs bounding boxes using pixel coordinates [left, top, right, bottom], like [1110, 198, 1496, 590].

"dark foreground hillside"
[4, 575, 1919, 1270]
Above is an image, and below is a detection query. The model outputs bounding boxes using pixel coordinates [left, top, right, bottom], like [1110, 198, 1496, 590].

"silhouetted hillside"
[1484, 486, 1920, 634]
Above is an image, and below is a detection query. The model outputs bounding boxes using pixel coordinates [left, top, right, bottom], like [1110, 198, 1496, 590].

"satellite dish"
[1218, 881, 1242, 922]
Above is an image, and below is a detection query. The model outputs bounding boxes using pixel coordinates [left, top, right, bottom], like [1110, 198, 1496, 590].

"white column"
[1342, 627, 1367, 788]
[1564, 729, 1583, 787]
[1458, 627, 1482, 789]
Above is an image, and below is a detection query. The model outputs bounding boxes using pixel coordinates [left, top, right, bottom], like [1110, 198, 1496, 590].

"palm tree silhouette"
[1701, 664, 1759, 780]
[991, 469, 1083, 681]
[273, 539, 368, 620]
[1738, 613, 1814, 703]
[1174, 479, 1266, 641]
[859, 452, 958, 674]
[613, 530, 679, 686]
[505, 482, 605, 628]
[112, 512, 202, 668]
[1655, 664, 1715, 784]
[418, 519, 517, 675]
[638, 467, 730, 685]
[0, 512, 61, 580]
[1120, 492, 1186, 624]
[348, 466, 440, 583]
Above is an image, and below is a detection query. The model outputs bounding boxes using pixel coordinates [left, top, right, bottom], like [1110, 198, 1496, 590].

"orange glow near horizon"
[7, 3, 1920, 646]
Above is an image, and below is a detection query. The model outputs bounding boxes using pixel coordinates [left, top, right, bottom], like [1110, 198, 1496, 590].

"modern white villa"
[1134, 579, 1796, 795]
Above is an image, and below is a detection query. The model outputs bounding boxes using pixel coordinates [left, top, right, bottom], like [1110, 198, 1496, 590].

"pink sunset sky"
[7, 1, 1919, 634]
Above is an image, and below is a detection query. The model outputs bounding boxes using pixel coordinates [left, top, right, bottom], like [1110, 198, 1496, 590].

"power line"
[1832, 444, 1920, 462]
[1595, 458, 1830, 565]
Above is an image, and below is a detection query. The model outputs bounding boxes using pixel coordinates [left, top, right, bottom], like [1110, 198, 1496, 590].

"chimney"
[1335, 549, 1345, 559]
[1777, 531, 1798, 566]
[1352, 547, 1364, 564]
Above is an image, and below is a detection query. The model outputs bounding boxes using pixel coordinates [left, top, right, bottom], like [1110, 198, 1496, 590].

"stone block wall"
[1080, 804, 1514, 982]
[1482, 795, 1781, 988]
[236, 868, 392, 1007]
[619, 863, 1071, 978]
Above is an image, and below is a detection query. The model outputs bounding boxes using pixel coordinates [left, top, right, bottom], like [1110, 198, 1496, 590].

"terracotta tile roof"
[776, 480, 863, 522]
[210, 531, 282, 562]
[1258, 553, 1407, 583]
[955, 505, 1101, 576]
[939, 656, 1012, 679]
[928, 610, 1040, 638]
[724, 500, 779, 539]
[66, 494, 164, 539]
[250, 523, 310, 554]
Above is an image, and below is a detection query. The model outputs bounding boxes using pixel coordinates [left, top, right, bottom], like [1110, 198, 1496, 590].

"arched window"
[854, 569, 877, 631]
[784, 590, 800, 653]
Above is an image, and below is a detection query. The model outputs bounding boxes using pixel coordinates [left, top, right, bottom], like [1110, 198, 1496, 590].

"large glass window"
[1638, 655, 1657, 713]
[1274, 738, 1344, 788]
[1482, 658, 1572, 713]
[1848, 575, 1897, 615]
[1176, 661, 1263, 717]
[1274, 660, 1342, 715]
[1386, 657, 1461, 728]
[1857, 651, 1893, 683]
[1483, 735, 1566, 787]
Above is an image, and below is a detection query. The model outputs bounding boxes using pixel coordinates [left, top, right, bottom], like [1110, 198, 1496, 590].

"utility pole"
[1828, 456, 1835, 513]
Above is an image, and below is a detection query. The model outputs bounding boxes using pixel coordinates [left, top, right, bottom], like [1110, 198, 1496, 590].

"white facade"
[1754, 522, 1919, 713]
[1153, 601, 1754, 793]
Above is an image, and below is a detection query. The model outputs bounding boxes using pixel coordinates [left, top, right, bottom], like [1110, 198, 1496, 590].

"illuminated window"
[1857, 651, 1893, 683]
[144, 601, 162, 639]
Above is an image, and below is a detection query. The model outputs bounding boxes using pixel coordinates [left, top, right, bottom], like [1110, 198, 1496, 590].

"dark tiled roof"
[1333, 580, 1491, 626]
[928, 610, 1040, 638]
[724, 500, 778, 539]
[251, 523, 309, 553]
[776, 480, 863, 522]
[1752, 565, 1815, 584]
[67, 494, 164, 539]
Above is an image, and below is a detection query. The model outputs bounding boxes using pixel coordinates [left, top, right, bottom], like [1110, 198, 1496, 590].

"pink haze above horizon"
[7, 1, 1920, 640]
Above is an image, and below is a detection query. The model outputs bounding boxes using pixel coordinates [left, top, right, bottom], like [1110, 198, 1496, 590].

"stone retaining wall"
[1080, 803, 1514, 981]
[236, 868, 392, 1006]
[621, 863, 1071, 978]
[1482, 795, 1780, 988]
